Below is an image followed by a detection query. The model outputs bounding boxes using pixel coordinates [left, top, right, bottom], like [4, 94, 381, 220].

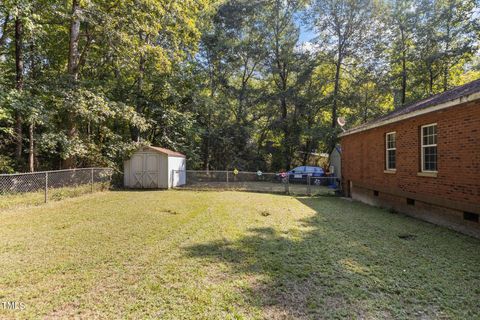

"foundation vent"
[463, 212, 479, 223]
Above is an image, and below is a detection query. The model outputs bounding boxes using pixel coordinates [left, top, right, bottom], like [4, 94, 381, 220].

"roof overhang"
[339, 91, 480, 137]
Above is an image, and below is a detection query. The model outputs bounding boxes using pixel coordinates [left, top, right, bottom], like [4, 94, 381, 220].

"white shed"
[124, 146, 186, 189]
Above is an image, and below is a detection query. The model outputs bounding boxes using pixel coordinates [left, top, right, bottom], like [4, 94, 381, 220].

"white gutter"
[339, 91, 480, 137]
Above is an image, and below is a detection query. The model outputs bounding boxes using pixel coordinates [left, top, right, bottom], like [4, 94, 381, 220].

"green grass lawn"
[0, 190, 479, 319]
[0, 182, 109, 211]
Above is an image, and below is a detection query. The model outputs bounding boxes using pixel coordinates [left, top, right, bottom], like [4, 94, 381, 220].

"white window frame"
[421, 123, 438, 173]
[385, 132, 396, 171]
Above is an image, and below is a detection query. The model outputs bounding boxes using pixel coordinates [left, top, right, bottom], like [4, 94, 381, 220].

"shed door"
[131, 154, 144, 188]
[129, 152, 160, 188]
[143, 153, 159, 188]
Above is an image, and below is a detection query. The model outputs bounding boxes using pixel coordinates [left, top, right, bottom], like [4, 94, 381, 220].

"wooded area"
[0, 0, 478, 173]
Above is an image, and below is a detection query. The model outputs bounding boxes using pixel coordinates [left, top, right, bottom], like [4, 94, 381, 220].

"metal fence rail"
[0, 168, 113, 207]
[172, 170, 341, 196]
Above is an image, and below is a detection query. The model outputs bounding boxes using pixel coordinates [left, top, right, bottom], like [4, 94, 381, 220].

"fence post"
[44, 171, 48, 203]
[226, 170, 229, 187]
[91, 168, 94, 193]
[307, 175, 311, 196]
[284, 176, 289, 195]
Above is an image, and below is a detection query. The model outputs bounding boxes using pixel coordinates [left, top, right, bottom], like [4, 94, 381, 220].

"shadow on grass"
[185, 197, 480, 319]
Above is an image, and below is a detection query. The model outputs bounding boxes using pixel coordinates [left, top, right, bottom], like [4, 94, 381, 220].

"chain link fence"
[172, 170, 341, 196]
[0, 168, 113, 210]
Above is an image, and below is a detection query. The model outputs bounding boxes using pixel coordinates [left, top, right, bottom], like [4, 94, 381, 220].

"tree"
[434, 0, 478, 91]
[386, 0, 418, 106]
[309, 0, 377, 152]
[261, 0, 306, 169]
[0, 0, 478, 173]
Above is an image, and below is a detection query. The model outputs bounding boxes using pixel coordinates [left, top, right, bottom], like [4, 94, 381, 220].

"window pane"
[422, 125, 437, 146]
[387, 133, 396, 149]
[421, 125, 438, 171]
[423, 146, 437, 171]
[387, 150, 396, 169]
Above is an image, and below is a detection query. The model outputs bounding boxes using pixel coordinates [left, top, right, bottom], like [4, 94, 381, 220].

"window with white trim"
[386, 132, 396, 170]
[421, 124, 437, 172]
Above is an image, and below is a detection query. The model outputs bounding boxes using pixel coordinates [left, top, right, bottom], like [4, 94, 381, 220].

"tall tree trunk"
[280, 82, 290, 169]
[302, 146, 309, 166]
[130, 32, 149, 142]
[202, 124, 210, 171]
[332, 57, 341, 129]
[400, 27, 407, 106]
[28, 123, 34, 172]
[29, 41, 37, 172]
[203, 91, 214, 171]
[14, 17, 24, 164]
[303, 115, 313, 165]
[237, 84, 246, 124]
[14, 115, 22, 162]
[401, 53, 407, 104]
[429, 66, 434, 95]
[443, 24, 451, 92]
[63, 0, 81, 168]
[202, 53, 218, 171]
[328, 51, 342, 155]
[273, 15, 291, 169]
[276, 59, 290, 169]
[68, 0, 81, 82]
[363, 89, 369, 123]
[443, 63, 449, 92]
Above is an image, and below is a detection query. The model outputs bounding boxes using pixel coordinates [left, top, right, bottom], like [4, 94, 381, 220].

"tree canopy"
[0, 0, 479, 173]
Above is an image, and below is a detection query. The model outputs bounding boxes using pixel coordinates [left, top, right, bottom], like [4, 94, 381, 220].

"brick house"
[339, 79, 480, 237]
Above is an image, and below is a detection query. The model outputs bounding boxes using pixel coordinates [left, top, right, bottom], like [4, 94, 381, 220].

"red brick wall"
[341, 100, 480, 212]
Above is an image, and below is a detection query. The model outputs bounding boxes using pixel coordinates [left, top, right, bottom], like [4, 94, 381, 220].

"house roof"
[145, 146, 186, 158]
[339, 78, 480, 137]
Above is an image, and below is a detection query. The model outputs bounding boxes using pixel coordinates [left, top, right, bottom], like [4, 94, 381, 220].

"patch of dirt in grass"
[398, 234, 417, 240]
[323, 294, 348, 312]
[47, 301, 82, 319]
[259, 210, 271, 217]
[158, 209, 181, 215]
